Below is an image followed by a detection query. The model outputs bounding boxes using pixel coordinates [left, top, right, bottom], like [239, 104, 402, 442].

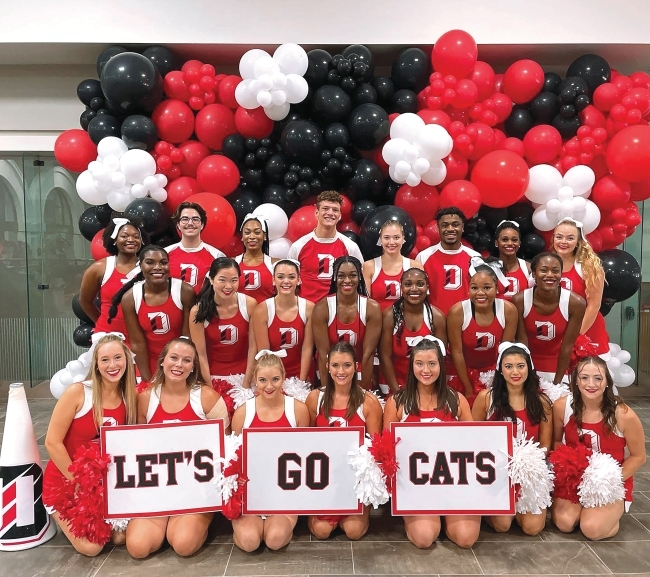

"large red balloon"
[54, 129, 97, 172]
[423, 221, 440, 244]
[630, 179, 650, 201]
[470, 61, 496, 101]
[606, 124, 650, 182]
[184, 192, 236, 248]
[591, 175, 631, 211]
[395, 183, 440, 226]
[163, 71, 191, 102]
[164, 176, 201, 212]
[439, 180, 481, 219]
[220, 234, 245, 257]
[431, 30, 478, 79]
[177, 140, 211, 177]
[441, 151, 469, 186]
[196, 155, 240, 196]
[502, 60, 544, 104]
[470, 150, 530, 208]
[523, 125, 563, 165]
[195, 104, 236, 151]
[218, 75, 242, 109]
[152, 100, 195, 144]
[90, 229, 110, 261]
[287, 206, 318, 242]
[234, 106, 274, 139]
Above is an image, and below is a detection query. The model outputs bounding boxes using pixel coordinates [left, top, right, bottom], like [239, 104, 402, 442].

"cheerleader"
[312, 256, 382, 390]
[362, 220, 422, 311]
[78, 217, 149, 338]
[43, 334, 138, 556]
[252, 259, 314, 380]
[447, 261, 518, 399]
[110, 245, 194, 381]
[552, 356, 645, 540]
[552, 217, 610, 354]
[305, 342, 383, 540]
[126, 339, 230, 558]
[383, 337, 478, 549]
[513, 253, 586, 384]
[230, 351, 311, 551]
[472, 342, 552, 535]
[379, 268, 446, 393]
[493, 220, 533, 299]
[234, 214, 277, 303]
[189, 257, 258, 387]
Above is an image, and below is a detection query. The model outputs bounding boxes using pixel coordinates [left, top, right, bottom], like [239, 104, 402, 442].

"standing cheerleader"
[513, 253, 586, 384]
[362, 220, 422, 311]
[305, 342, 383, 540]
[552, 357, 645, 540]
[383, 337, 478, 549]
[230, 352, 311, 551]
[190, 258, 258, 387]
[235, 214, 277, 303]
[472, 342, 552, 535]
[312, 256, 382, 390]
[493, 220, 533, 300]
[126, 339, 229, 558]
[379, 268, 446, 393]
[252, 259, 314, 380]
[43, 334, 138, 556]
[552, 217, 610, 354]
[110, 245, 194, 381]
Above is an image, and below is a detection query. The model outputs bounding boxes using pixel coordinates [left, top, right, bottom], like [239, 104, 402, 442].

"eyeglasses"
[179, 217, 202, 224]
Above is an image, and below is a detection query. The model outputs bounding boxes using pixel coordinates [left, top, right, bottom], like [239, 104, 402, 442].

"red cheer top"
[242, 396, 298, 429]
[502, 259, 533, 301]
[326, 295, 368, 363]
[265, 297, 308, 379]
[204, 293, 250, 377]
[369, 256, 411, 311]
[94, 256, 140, 337]
[459, 298, 506, 371]
[314, 389, 367, 428]
[167, 241, 224, 294]
[145, 384, 206, 423]
[235, 254, 275, 303]
[391, 307, 434, 387]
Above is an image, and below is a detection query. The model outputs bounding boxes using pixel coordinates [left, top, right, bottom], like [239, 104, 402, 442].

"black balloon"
[265, 153, 289, 183]
[347, 104, 390, 150]
[311, 85, 352, 125]
[222, 134, 246, 163]
[280, 120, 324, 166]
[479, 206, 509, 231]
[324, 123, 350, 148]
[359, 205, 416, 259]
[552, 114, 581, 139]
[341, 45, 374, 81]
[77, 79, 104, 107]
[229, 189, 262, 227]
[100, 52, 163, 115]
[96, 46, 127, 77]
[530, 91, 560, 124]
[600, 300, 615, 317]
[341, 230, 361, 245]
[566, 54, 611, 96]
[344, 159, 385, 200]
[73, 323, 94, 348]
[79, 206, 108, 241]
[390, 89, 418, 113]
[94, 203, 113, 227]
[124, 198, 170, 236]
[305, 49, 332, 87]
[351, 200, 378, 225]
[264, 184, 299, 214]
[558, 76, 589, 105]
[88, 115, 121, 144]
[504, 106, 534, 139]
[142, 45, 180, 77]
[600, 249, 641, 303]
[72, 293, 93, 325]
[520, 233, 546, 260]
[391, 47, 430, 92]
[353, 83, 378, 106]
[80, 108, 96, 130]
[243, 168, 266, 190]
[121, 115, 158, 151]
[543, 72, 563, 95]
[371, 77, 395, 107]
[507, 203, 535, 235]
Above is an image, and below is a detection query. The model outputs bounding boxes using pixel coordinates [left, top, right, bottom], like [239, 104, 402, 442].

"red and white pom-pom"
[213, 433, 246, 520]
[223, 374, 255, 410]
[549, 443, 591, 503]
[367, 430, 399, 493]
[212, 378, 236, 416]
[539, 378, 570, 404]
[578, 451, 625, 508]
[507, 437, 554, 514]
[347, 438, 390, 508]
[479, 370, 495, 389]
[282, 377, 311, 402]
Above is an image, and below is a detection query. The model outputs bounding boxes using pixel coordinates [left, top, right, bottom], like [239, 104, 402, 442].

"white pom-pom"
[538, 378, 570, 404]
[578, 451, 625, 508]
[479, 370, 495, 388]
[213, 433, 244, 502]
[282, 377, 311, 402]
[366, 389, 386, 409]
[506, 437, 554, 514]
[110, 518, 130, 532]
[224, 374, 255, 410]
[347, 438, 390, 508]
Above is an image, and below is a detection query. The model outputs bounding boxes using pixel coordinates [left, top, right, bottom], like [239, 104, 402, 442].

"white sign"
[243, 428, 364, 516]
[391, 422, 514, 516]
[101, 420, 225, 518]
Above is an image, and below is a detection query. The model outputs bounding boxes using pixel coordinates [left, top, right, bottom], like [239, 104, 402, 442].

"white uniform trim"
[74, 381, 94, 419]
[518, 258, 535, 287]
[316, 389, 366, 423]
[146, 384, 206, 423]
[461, 298, 506, 331]
[265, 297, 308, 327]
[370, 256, 411, 283]
[415, 243, 480, 265]
[133, 278, 183, 313]
[326, 295, 368, 326]
[287, 231, 364, 264]
[101, 255, 140, 286]
[238, 292, 250, 322]
[522, 287, 570, 321]
[167, 241, 225, 259]
[242, 396, 297, 428]
[562, 392, 623, 440]
[235, 253, 274, 275]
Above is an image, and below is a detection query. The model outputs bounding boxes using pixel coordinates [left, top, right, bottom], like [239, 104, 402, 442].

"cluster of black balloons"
[599, 250, 641, 316]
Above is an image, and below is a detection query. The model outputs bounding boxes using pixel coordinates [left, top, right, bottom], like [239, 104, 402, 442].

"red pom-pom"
[569, 334, 599, 373]
[212, 378, 235, 417]
[550, 443, 591, 503]
[368, 430, 399, 493]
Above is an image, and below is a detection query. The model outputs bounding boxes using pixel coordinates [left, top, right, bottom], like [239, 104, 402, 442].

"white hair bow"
[110, 218, 131, 239]
[241, 213, 269, 233]
[89, 331, 136, 362]
[496, 219, 519, 229]
[405, 335, 446, 357]
[273, 258, 301, 270]
[556, 217, 587, 242]
[254, 349, 288, 361]
[496, 341, 534, 369]
[469, 256, 509, 287]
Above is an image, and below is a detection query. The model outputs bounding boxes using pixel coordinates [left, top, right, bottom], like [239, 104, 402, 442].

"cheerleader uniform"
[400, 403, 457, 423]
[561, 393, 633, 505]
[94, 256, 140, 337]
[241, 396, 298, 429]
[560, 263, 610, 355]
[133, 278, 184, 376]
[314, 390, 366, 428]
[235, 254, 274, 303]
[460, 299, 506, 371]
[391, 310, 433, 386]
[522, 288, 570, 378]
[146, 385, 206, 424]
[502, 259, 533, 300]
[369, 257, 411, 311]
[487, 407, 540, 442]
[265, 297, 308, 379]
[327, 295, 367, 377]
[205, 293, 250, 378]
[43, 382, 126, 510]
[167, 241, 224, 294]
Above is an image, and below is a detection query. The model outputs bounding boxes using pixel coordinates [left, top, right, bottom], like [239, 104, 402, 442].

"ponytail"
[107, 272, 144, 323]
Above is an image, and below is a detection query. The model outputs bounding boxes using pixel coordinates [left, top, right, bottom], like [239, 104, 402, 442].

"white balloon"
[526, 164, 563, 204]
[413, 157, 431, 174]
[155, 174, 168, 187]
[142, 175, 159, 190]
[402, 145, 419, 164]
[532, 206, 557, 231]
[131, 184, 147, 198]
[66, 359, 84, 375]
[239, 49, 270, 79]
[284, 75, 309, 103]
[76, 170, 105, 205]
[150, 188, 168, 202]
[573, 196, 587, 211]
[264, 102, 291, 121]
[88, 160, 101, 173]
[120, 149, 156, 184]
[49, 369, 67, 399]
[106, 189, 132, 212]
[273, 43, 308, 75]
[95, 179, 112, 194]
[271, 90, 287, 106]
[256, 90, 273, 107]
[420, 160, 447, 186]
[72, 373, 87, 383]
[406, 172, 421, 187]
[256, 74, 273, 91]
[235, 79, 259, 109]
[254, 55, 280, 78]
[59, 370, 74, 387]
[254, 203, 288, 241]
[414, 124, 454, 160]
[616, 365, 636, 387]
[563, 165, 595, 197]
[268, 236, 292, 259]
[618, 350, 631, 364]
[110, 171, 126, 188]
[79, 351, 92, 366]
[103, 154, 121, 172]
[97, 136, 128, 160]
[608, 357, 622, 369]
[395, 160, 412, 178]
[382, 138, 408, 165]
[272, 72, 288, 90]
[545, 198, 561, 214]
[91, 163, 110, 182]
[557, 185, 573, 202]
[609, 342, 622, 355]
[579, 200, 601, 234]
[390, 113, 425, 142]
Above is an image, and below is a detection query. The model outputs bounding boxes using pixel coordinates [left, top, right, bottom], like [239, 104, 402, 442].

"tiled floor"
[2, 395, 650, 576]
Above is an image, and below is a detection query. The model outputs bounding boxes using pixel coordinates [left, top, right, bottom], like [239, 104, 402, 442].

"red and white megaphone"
[0, 383, 57, 550]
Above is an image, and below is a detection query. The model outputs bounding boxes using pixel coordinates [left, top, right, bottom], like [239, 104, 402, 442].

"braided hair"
[327, 256, 368, 296]
[193, 257, 241, 324]
[392, 268, 435, 343]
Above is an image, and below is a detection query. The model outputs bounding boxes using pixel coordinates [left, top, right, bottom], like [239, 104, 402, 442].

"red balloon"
[415, 235, 432, 251]
[494, 73, 504, 94]
[470, 61, 496, 101]
[470, 150, 529, 208]
[452, 79, 478, 109]
[630, 71, 650, 89]
[218, 75, 242, 109]
[287, 206, 318, 242]
[439, 180, 481, 218]
[417, 109, 451, 130]
[606, 124, 650, 182]
[163, 71, 191, 102]
[395, 183, 440, 226]
[585, 230, 603, 253]
[423, 221, 440, 244]
[441, 151, 469, 185]
[431, 30, 478, 79]
[234, 106, 274, 139]
[184, 192, 236, 248]
[195, 104, 236, 151]
[588, 155, 610, 180]
[196, 155, 240, 196]
[579, 105, 607, 129]
[220, 234, 245, 257]
[90, 229, 110, 261]
[591, 175, 631, 212]
[500, 136, 525, 157]
[152, 100, 195, 144]
[502, 60, 544, 104]
[523, 125, 563, 165]
[177, 140, 210, 177]
[164, 176, 201, 212]
[338, 221, 360, 235]
[630, 179, 650, 201]
[592, 83, 621, 112]
[340, 195, 353, 222]
[54, 129, 97, 172]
